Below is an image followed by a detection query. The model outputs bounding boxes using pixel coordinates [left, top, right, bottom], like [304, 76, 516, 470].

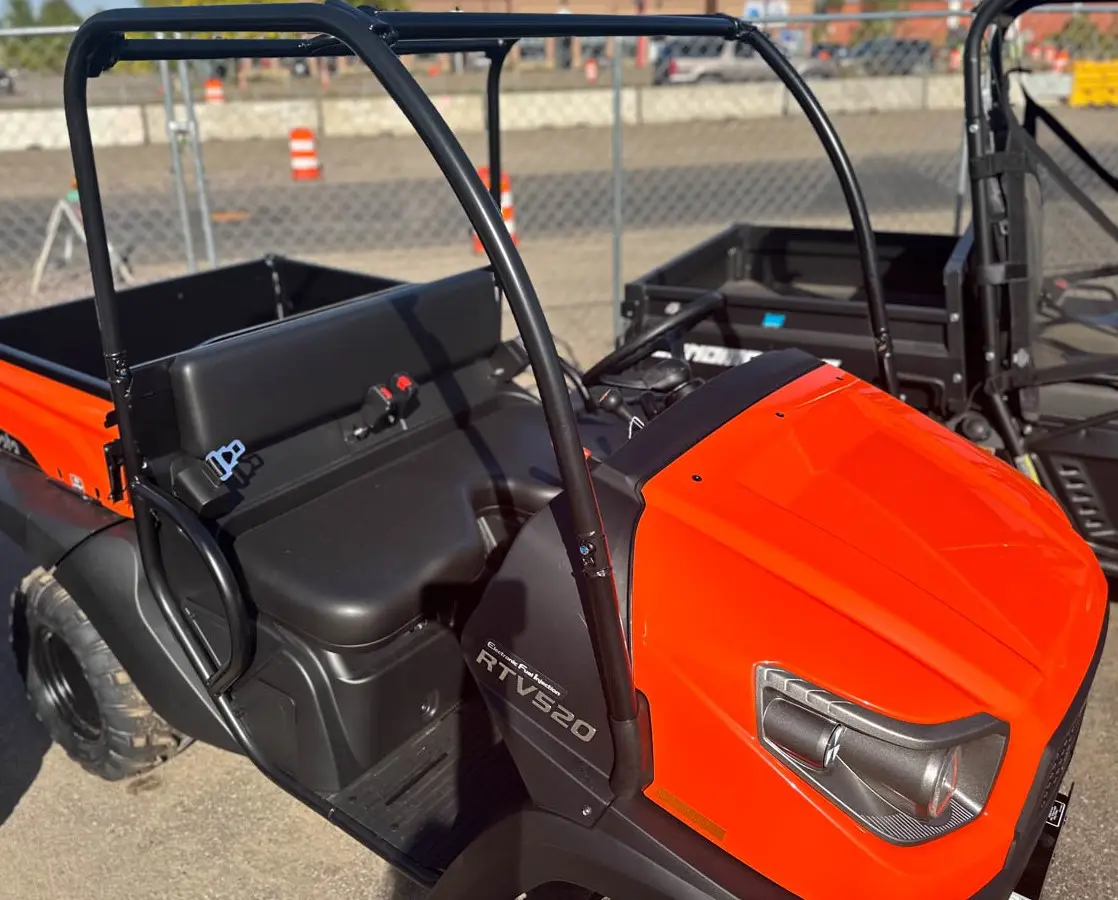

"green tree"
[3, 0, 37, 28]
[38, 0, 81, 26]
[1, 0, 81, 74]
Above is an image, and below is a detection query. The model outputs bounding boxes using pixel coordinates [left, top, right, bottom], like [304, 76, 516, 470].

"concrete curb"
[0, 72, 1073, 154]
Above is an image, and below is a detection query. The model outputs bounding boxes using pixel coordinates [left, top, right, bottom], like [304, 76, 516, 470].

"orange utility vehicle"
[2, 5, 1107, 900]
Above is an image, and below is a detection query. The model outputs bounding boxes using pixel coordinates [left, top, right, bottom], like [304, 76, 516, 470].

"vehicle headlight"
[755, 666, 1009, 845]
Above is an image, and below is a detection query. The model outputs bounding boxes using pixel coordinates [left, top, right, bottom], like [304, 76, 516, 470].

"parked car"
[0, 67, 14, 95]
[810, 41, 849, 62]
[518, 36, 549, 63]
[841, 37, 936, 77]
[652, 35, 836, 85]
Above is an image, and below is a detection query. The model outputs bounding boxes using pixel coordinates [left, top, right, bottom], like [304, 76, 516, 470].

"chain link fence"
[1, 4, 1116, 363]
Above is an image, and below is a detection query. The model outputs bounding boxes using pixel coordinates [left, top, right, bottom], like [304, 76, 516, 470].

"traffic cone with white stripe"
[204, 78, 225, 104]
[472, 166, 518, 254]
[289, 127, 322, 182]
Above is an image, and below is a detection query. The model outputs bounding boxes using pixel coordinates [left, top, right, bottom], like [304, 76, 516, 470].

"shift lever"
[591, 386, 644, 433]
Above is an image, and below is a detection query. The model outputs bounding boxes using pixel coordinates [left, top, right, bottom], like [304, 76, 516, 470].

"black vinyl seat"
[233, 466, 488, 650]
[230, 400, 628, 651]
[152, 266, 629, 652]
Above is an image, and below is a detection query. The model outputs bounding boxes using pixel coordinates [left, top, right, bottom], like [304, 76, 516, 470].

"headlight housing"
[755, 666, 1009, 845]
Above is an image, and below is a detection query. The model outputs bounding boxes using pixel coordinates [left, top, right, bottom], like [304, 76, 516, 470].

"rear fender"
[51, 520, 237, 751]
[0, 453, 120, 568]
[0, 454, 233, 749]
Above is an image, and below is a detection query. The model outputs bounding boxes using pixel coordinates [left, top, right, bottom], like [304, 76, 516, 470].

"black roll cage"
[64, 0, 892, 840]
[964, 0, 1118, 469]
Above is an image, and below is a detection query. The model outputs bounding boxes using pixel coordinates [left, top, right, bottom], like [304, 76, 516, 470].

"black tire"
[10, 566, 189, 781]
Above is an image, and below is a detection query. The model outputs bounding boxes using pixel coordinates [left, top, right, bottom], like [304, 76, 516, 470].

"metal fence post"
[174, 36, 218, 269]
[953, 120, 969, 236]
[157, 33, 198, 273]
[611, 46, 624, 346]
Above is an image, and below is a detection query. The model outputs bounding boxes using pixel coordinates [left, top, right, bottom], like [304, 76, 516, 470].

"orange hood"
[627, 362, 1108, 899]
[633, 364, 1106, 718]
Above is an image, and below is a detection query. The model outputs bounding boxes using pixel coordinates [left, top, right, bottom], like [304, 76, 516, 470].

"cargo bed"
[622, 223, 970, 416]
[0, 256, 404, 516]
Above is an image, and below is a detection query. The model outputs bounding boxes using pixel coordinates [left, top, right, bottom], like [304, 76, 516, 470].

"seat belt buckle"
[389, 372, 420, 419]
[361, 383, 400, 432]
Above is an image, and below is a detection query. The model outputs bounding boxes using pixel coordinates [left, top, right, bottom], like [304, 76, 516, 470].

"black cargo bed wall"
[0, 257, 403, 381]
[621, 224, 743, 328]
[742, 225, 960, 307]
[623, 223, 971, 416]
[624, 224, 963, 324]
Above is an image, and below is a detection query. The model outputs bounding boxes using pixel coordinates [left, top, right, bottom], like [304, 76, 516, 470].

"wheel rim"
[32, 628, 103, 741]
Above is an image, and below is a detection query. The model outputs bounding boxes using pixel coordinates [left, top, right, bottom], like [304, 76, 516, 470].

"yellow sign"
[1068, 60, 1118, 108]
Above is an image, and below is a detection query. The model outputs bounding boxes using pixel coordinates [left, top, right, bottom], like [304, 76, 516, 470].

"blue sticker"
[762, 312, 786, 329]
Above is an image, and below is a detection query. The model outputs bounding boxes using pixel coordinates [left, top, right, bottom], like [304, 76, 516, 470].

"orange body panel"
[0, 359, 130, 517]
[630, 366, 1107, 900]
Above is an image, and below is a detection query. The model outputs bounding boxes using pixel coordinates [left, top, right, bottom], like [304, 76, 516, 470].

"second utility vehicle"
[621, 0, 1118, 584]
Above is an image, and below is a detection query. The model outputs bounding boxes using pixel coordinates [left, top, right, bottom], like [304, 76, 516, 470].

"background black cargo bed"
[0, 256, 404, 393]
[622, 223, 970, 417]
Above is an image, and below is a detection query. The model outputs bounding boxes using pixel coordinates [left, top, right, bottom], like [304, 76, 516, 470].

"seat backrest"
[166, 268, 500, 460]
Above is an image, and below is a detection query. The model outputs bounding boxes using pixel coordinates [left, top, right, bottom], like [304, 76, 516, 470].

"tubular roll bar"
[118, 33, 517, 215]
[963, 0, 1031, 465]
[64, 1, 893, 804]
[962, 0, 1115, 469]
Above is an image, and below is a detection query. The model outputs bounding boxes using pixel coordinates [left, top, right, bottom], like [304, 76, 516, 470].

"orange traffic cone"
[289, 127, 322, 182]
[204, 78, 225, 104]
[472, 167, 518, 254]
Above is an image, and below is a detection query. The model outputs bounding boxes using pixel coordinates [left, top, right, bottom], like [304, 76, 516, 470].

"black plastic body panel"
[426, 799, 799, 900]
[0, 255, 402, 388]
[184, 594, 469, 792]
[1030, 383, 1118, 575]
[461, 349, 825, 826]
[34, 500, 468, 791]
[462, 493, 625, 824]
[622, 223, 968, 416]
[605, 348, 824, 486]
